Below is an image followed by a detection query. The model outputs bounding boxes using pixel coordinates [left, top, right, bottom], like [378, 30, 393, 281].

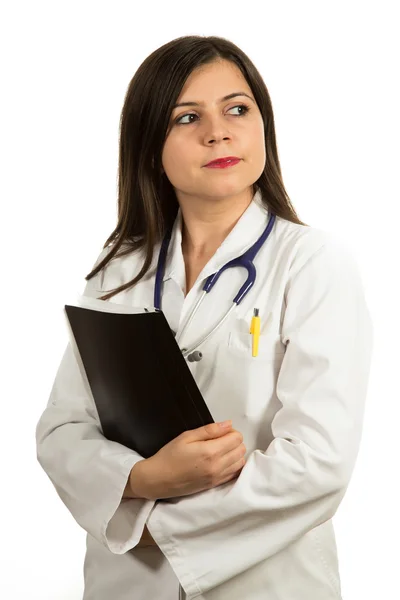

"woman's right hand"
[129, 421, 246, 500]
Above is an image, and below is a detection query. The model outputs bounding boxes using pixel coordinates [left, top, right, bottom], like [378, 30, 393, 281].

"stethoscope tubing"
[177, 297, 237, 358]
[154, 212, 276, 359]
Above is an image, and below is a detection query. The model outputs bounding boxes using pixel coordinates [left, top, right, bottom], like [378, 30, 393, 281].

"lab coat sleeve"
[145, 233, 374, 598]
[35, 247, 156, 553]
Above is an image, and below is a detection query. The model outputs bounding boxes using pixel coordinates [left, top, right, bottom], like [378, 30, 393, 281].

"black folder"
[64, 301, 214, 459]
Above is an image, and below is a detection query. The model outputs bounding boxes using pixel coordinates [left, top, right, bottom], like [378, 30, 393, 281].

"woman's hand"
[131, 421, 246, 501]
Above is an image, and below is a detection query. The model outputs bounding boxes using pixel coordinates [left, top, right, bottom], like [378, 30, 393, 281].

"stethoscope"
[154, 212, 276, 362]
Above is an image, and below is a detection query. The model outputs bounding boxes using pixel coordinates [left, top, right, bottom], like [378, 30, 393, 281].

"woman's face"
[161, 59, 266, 203]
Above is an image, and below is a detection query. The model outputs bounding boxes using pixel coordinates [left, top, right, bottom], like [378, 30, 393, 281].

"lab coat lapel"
[162, 209, 186, 290]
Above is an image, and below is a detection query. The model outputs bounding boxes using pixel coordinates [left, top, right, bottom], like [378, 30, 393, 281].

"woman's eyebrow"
[172, 92, 255, 109]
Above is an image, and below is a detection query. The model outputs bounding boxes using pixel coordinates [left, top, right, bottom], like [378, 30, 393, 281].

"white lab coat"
[36, 189, 373, 600]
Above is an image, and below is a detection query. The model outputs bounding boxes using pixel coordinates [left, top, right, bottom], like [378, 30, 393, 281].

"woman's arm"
[36, 341, 157, 553]
[36, 248, 157, 554]
[144, 234, 374, 597]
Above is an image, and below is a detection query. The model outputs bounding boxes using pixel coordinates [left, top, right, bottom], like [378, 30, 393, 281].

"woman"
[36, 35, 373, 600]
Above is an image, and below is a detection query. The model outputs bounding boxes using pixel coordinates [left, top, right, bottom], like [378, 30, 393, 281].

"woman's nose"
[202, 115, 232, 145]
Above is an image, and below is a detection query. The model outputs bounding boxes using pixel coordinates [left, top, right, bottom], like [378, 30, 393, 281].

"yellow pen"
[249, 308, 261, 357]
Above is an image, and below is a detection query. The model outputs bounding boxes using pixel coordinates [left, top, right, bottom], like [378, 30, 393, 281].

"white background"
[1, 1, 398, 598]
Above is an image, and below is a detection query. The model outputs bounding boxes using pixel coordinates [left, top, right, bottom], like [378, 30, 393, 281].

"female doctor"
[36, 35, 373, 600]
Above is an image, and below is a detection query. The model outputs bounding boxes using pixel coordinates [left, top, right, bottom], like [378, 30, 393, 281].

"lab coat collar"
[163, 188, 270, 285]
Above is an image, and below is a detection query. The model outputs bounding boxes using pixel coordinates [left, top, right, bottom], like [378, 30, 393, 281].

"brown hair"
[86, 34, 308, 301]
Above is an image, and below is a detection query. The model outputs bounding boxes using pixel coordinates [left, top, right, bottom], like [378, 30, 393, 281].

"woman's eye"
[228, 104, 249, 116]
[176, 113, 198, 125]
[175, 104, 249, 125]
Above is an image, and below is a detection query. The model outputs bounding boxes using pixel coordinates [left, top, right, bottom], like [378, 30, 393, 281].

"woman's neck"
[179, 190, 253, 260]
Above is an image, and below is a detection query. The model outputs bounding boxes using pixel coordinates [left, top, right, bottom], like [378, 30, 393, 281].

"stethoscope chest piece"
[184, 350, 203, 362]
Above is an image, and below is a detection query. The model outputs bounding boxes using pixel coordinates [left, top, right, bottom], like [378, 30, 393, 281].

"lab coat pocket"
[228, 330, 286, 362]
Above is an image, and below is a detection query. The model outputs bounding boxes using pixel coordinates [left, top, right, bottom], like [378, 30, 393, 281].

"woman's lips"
[205, 158, 241, 169]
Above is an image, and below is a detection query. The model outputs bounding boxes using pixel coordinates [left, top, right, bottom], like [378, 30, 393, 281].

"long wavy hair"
[86, 35, 308, 301]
